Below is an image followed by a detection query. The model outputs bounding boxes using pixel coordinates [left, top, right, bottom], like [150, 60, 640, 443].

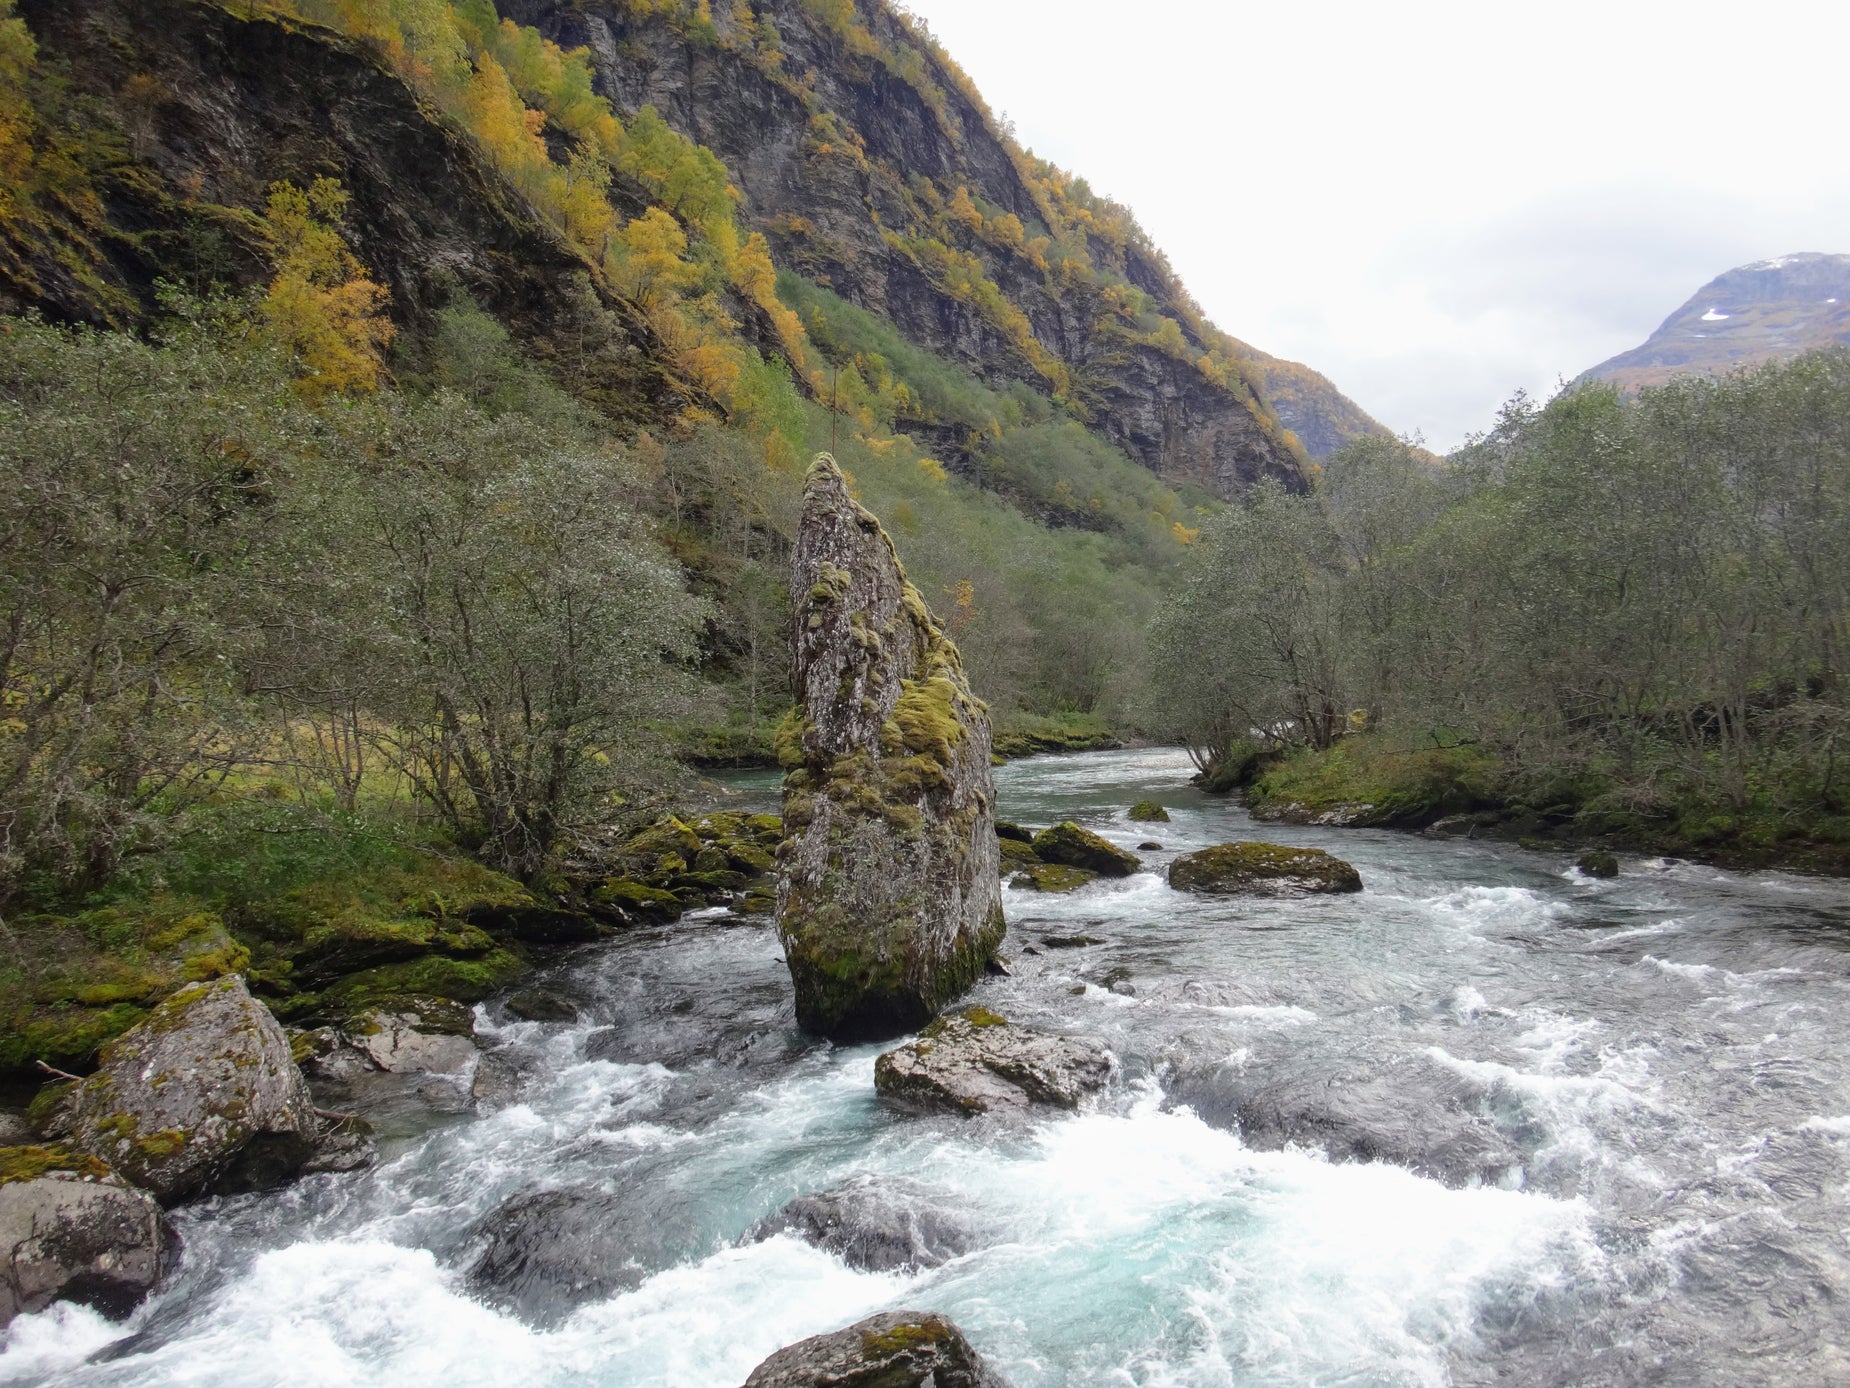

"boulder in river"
[1168, 842, 1362, 896]
[875, 1007, 1111, 1115]
[740, 1309, 1009, 1388]
[467, 1185, 651, 1323]
[1030, 822, 1141, 876]
[1127, 800, 1171, 822]
[67, 976, 322, 1204]
[0, 1145, 169, 1328]
[1576, 850, 1620, 879]
[775, 455, 1005, 1040]
[1007, 863, 1097, 893]
[749, 1175, 977, 1272]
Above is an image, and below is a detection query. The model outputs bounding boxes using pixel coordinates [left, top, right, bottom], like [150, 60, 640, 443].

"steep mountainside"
[0, 0, 1307, 501]
[498, 0, 1304, 497]
[1580, 252, 1850, 391]
[1229, 341, 1389, 457]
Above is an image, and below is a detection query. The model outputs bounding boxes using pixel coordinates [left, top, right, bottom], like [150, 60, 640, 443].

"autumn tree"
[259, 177, 394, 400]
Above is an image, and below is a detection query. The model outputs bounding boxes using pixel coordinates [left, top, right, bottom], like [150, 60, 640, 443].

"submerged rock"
[1137, 840, 1165, 851]
[67, 976, 321, 1204]
[0, 1147, 169, 1329]
[874, 1008, 1111, 1116]
[1029, 822, 1141, 876]
[1576, 851, 1620, 879]
[775, 455, 1005, 1041]
[749, 1175, 976, 1272]
[467, 1186, 639, 1322]
[1007, 863, 1097, 893]
[1168, 842, 1362, 896]
[1128, 800, 1171, 822]
[741, 1310, 1009, 1388]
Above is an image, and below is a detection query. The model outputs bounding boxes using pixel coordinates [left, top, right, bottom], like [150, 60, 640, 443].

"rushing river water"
[6, 748, 1850, 1386]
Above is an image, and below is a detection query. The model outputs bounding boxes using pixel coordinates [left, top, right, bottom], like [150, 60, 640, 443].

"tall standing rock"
[776, 455, 1005, 1040]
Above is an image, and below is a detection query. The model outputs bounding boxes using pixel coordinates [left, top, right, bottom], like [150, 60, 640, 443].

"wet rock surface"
[740, 1309, 1010, 1388]
[875, 1008, 1111, 1116]
[466, 1185, 680, 1324]
[1008, 863, 1097, 893]
[1030, 822, 1141, 876]
[1168, 841, 1362, 896]
[67, 977, 322, 1204]
[1166, 1057, 1521, 1188]
[776, 455, 1004, 1040]
[0, 1149, 169, 1328]
[749, 1175, 977, 1272]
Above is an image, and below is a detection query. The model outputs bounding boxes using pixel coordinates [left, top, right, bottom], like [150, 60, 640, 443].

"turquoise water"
[6, 748, 1849, 1386]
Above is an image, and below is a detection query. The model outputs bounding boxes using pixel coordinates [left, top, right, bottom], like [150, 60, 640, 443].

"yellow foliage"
[259, 178, 394, 401]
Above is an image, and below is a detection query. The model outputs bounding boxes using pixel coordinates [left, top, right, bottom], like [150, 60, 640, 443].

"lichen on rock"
[873, 1008, 1111, 1116]
[66, 976, 323, 1204]
[741, 1309, 1010, 1388]
[1029, 822, 1142, 877]
[775, 455, 1005, 1040]
[0, 1150, 169, 1330]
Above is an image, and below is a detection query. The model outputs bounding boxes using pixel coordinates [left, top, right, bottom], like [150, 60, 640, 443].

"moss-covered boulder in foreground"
[776, 456, 1005, 1041]
[741, 1309, 1008, 1388]
[1029, 822, 1141, 877]
[0, 1147, 169, 1329]
[68, 976, 321, 1204]
[1169, 842, 1363, 897]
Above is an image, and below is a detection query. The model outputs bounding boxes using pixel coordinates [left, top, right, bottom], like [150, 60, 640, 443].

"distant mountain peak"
[1580, 252, 1850, 391]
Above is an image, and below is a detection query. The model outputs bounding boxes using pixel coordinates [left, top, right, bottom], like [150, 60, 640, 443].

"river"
[4, 748, 1849, 1386]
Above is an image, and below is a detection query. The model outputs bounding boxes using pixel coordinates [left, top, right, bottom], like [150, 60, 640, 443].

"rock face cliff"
[1580, 252, 1850, 392]
[501, 0, 1306, 497]
[776, 454, 1003, 1040]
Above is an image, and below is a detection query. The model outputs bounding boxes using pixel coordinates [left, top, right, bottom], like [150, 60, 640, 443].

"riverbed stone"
[468, 1184, 687, 1324]
[1128, 800, 1171, 822]
[0, 1150, 169, 1329]
[775, 455, 1005, 1041]
[1008, 863, 1097, 893]
[749, 1175, 976, 1272]
[1576, 851, 1620, 878]
[740, 1309, 1009, 1388]
[67, 976, 321, 1204]
[1168, 842, 1362, 896]
[874, 1008, 1111, 1116]
[1030, 822, 1141, 876]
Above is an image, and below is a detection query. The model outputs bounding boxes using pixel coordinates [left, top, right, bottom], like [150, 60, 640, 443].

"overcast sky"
[902, 0, 1850, 449]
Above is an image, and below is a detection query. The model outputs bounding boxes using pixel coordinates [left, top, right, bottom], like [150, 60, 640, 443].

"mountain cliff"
[0, 0, 1308, 501]
[1580, 252, 1850, 391]
[1229, 341, 1389, 458]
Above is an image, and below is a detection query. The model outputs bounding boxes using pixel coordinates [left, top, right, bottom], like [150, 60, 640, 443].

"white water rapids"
[5, 748, 1849, 1386]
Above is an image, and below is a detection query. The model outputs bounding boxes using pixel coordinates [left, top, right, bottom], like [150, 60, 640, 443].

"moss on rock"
[1030, 822, 1141, 876]
[1168, 841, 1363, 897]
[1008, 863, 1098, 893]
[1127, 800, 1171, 823]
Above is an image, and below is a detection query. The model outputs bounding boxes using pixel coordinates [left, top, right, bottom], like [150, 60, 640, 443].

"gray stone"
[740, 1310, 1009, 1388]
[776, 455, 1004, 1041]
[467, 1185, 683, 1324]
[67, 976, 321, 1204]
[875, 1008, 1111, 1116]
[749, 1176, 976, 1272]
[349, 1011, 479, 1077]
[0, 1112, 30, 1147]
[0, 1158, 167, 1329]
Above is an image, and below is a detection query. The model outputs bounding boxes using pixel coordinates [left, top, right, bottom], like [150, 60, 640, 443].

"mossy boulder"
[1576, 851, 1620, 879]
[1168, 842, 1363, 897]
[1127, 800, 1170, 823]
[996, 837, 1041, 868]
[776, 456, 1005, 1041]
[67, 976, 322, 1204]
[1008, 863, 1098, 894]
[0, 1148, 169, 1329]
[741, 1310, 1008, 1388]
[994, 821, 1034, 843]
[591, 878, 681, 919]
[1029, 822, 1141, 877]
[874, 1008, 1111, 1116]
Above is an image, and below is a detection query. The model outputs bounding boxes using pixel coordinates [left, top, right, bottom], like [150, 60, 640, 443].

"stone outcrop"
[0, 1147, 168, 1328]
[749, 1176, 976, 1273]
[775, 456, 1004, 1040]
[740, 1310, 1009, 1388]
[1167, 842, 1362, 897]
[67, 977, 322, 1204]
[874, 1008, 1111, 1116]
[466, 1185, 668, 1324]
[1029, 822, 1142, 877]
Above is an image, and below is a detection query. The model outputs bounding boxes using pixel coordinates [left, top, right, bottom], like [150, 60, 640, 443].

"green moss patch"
[0, 1143, 113, 1185]
[1128, 800, 1171, 822]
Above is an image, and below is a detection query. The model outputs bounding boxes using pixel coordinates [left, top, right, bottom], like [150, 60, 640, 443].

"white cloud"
[900, 0, 1850, 448]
